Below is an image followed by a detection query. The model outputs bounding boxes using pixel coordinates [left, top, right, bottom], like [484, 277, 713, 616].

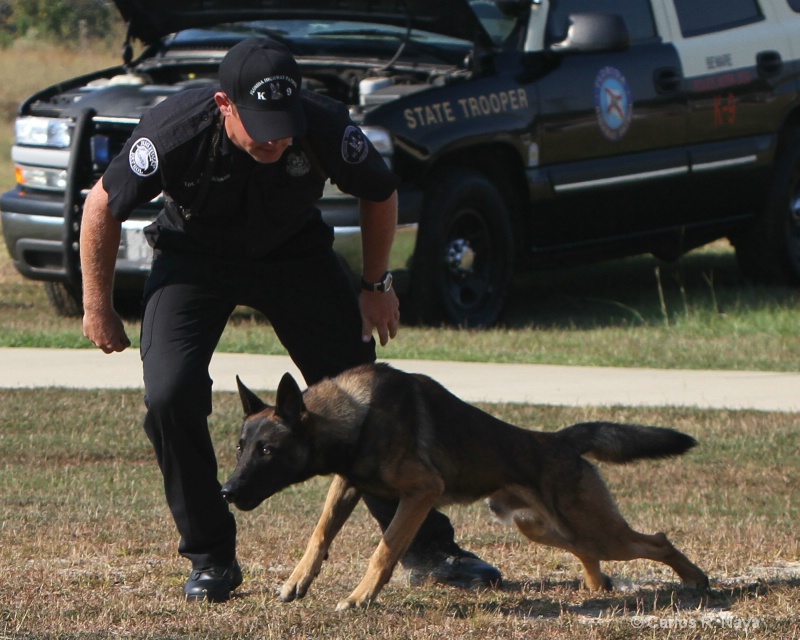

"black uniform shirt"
[103, 87, 398, 258]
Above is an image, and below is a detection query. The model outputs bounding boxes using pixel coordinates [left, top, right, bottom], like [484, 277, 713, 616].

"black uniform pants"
[139, 221, 456, 570]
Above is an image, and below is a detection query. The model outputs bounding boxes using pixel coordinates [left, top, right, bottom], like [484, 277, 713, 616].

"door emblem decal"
[595, 67, 633, 141]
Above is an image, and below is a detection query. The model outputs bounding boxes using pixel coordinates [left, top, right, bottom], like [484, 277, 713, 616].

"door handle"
[654, 67, 682, 94]
[757, 50, 782, 77]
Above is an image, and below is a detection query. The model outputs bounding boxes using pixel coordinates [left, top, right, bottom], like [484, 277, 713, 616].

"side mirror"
[550, 13, 630, 54]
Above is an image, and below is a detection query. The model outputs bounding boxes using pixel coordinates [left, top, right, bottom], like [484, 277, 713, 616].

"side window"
[547, 0, 658, 44]
[674, 0, 764, 37]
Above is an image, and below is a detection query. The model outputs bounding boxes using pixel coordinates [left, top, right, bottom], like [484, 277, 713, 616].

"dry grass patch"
[0, 41, 120, 120]
[1, 390, 798, 638]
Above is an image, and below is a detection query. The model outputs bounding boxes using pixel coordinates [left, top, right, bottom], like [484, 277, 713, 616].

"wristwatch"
[361, 271, 393, 292]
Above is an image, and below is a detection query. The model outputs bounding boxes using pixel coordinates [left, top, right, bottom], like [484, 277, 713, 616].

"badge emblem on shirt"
[341, 126, 369, 164]
[286, 150, 311, 177]
[129, 138, 159, 177]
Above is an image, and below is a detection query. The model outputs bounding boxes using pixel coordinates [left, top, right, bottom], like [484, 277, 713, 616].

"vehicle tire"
[733, 129, 800, 284]
[408, 169, 515, 327]
[44, 281, 83, 317]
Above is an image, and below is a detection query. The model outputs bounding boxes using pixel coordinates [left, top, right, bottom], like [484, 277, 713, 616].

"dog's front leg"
[280, 474, 361, 602]
[336, 480, 443, 611]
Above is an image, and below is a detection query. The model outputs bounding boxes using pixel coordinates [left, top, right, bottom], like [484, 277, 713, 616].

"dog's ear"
[275, 372, 306, 426]
[236, 375, 268, 416]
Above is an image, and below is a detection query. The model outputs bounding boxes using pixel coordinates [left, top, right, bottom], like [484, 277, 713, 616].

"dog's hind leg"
[546, 462, 708, 590]
[506, 512, 613, 590]
[568, 530, 707, 590]
[601, 530, 709, 590]
[574, 555, 613, 591]
[336, 472, 444, 611]
[488, 488, 615, 589]
[281, 474, 362, 602]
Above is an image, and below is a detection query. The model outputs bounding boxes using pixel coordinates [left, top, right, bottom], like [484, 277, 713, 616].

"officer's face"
[216, 93, 292, 163]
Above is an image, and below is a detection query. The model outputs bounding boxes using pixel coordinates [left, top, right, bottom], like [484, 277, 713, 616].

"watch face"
[382, 272, 393, 291]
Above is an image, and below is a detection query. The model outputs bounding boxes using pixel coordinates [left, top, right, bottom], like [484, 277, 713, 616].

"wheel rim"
[442, 207, 500, 316]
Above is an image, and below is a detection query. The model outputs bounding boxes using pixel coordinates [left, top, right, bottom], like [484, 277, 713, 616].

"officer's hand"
[359, 289, 400, 347]
[83, 308, 131, 354]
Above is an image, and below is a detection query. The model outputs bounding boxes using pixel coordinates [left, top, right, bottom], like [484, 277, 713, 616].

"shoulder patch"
[341, 126, 369, 164]
[129, 137, 159, 177]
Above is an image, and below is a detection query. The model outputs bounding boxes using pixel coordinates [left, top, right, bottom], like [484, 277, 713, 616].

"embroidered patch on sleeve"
[129, 138, 159, 177]
[341, 126, 369, 164]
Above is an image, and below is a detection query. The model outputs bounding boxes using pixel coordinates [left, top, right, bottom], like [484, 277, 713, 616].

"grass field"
[5, 239, 800, 370]
[1, 390, 798, 639]
[0, 41, 799, 639]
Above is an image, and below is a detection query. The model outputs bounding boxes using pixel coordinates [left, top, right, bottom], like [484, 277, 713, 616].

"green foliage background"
[0, 0, 121, 46]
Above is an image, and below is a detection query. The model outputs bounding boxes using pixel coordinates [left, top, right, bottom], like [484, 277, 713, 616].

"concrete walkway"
[1, 347, 797, 412]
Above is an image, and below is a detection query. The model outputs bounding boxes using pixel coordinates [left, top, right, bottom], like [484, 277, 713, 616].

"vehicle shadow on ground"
[500, 246, 799, 329]
[225, 246, 799, 331]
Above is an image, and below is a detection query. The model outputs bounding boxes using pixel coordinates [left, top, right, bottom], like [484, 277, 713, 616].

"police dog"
[221, 363, 707, 610]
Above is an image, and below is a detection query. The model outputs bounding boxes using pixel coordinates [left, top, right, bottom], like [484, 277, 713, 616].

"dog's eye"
[262, 445, 274, 457]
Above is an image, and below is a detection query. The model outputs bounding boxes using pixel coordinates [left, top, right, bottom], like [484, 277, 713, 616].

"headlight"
[15, 165, 68, 191]
[15, 117, 73, 148]
[362, 126, 394, 166]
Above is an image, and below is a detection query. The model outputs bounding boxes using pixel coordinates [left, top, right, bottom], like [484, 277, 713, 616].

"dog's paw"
[582, 572, 613, 592]
[279, 576, 312, 602]
[335, 596, 376, 611]
[279, 583, 299, 603]
[280, 560, 324, 602]
[682, 573, 710, 593]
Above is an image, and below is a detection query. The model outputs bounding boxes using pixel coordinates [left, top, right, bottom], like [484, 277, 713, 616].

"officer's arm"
[80, 177, 131, 353]
[358, 190, 400, 346]
[360, 190, 398, 284]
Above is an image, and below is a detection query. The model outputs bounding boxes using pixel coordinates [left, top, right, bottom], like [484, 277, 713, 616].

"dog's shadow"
[231, 575, 799, 622]
[401, 576, 800, 621]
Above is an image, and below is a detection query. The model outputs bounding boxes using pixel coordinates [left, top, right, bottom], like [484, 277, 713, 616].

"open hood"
[114, 0, 495, 47]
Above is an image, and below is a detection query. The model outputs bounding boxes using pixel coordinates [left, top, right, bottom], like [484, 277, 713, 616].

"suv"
[4, 0, 800, 326]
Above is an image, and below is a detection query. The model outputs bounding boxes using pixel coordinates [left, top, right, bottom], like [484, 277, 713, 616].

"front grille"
[89, 120, 138, 185]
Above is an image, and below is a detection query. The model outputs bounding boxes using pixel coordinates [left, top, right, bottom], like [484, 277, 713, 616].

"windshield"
[169, 7, 521, 51]
[175, 19, 471, 47]
[169, 19, 479, 68]
[469, 0, 520, 43]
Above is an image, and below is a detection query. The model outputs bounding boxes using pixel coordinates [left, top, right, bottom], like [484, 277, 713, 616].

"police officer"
[80, 37, 500, 602]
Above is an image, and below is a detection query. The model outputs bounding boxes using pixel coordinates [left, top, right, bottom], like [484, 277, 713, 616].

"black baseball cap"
[219, 38, 307, 142]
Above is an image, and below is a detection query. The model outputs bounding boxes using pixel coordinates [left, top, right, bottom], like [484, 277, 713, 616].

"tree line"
[1, 0, 122, 47]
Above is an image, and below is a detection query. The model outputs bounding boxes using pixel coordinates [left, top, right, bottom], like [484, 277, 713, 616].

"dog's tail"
[556, 421, 697, 464]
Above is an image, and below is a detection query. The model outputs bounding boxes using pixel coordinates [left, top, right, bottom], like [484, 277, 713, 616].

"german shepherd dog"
[221, 363, 708, 610]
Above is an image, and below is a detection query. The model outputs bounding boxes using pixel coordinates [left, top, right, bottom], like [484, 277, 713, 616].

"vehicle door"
[531, 0, 689, 250]
[668, 0, 800, 224]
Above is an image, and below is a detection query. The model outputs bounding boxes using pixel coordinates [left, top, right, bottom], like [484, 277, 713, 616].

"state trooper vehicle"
[4, 0, 800, 326]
